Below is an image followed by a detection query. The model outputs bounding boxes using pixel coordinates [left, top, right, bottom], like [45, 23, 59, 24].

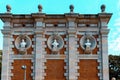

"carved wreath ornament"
[15, 35, 32, 54]
[47, 34, 64, 54]
[80, 35, 97, 54]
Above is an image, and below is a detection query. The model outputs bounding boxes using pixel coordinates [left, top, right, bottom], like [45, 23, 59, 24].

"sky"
[0, 0, 119, 55]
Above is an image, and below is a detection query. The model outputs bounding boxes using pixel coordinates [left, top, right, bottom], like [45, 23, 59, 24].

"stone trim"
[98, 35, 102, 80]
[45, 30, 66, 35]
[76, 37, 80, 78]
[77, 27, 99, 31]
[45, 55, 66, 59]
[97, 51, 100, 55]
[9, 58, 13, 80]
[12, 28, 34, 35]
[9, 54, 33, 59]
[77, 31, 98, 35]
[64, 35, 68, 80]
[36, 21, 43, 27]
[78, 54, 98, 59]
[31, 51, 34, 54]
[31, 57, 34, 80]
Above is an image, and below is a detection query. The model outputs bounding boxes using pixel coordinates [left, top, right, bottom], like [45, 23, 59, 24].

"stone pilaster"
[1, 29, 11, 80]
[68, 30, 78, 80]
[100, 29, 109, 80]
[34, 30, 45, 80]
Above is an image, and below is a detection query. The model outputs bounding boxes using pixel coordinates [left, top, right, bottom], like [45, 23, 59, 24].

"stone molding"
[78, 54, 98, 59]
[1, 29, 11, 36]
[9, 54, 33, 59]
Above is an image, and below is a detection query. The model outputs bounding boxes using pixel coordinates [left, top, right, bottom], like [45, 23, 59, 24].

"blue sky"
[0, 0, 119, 55]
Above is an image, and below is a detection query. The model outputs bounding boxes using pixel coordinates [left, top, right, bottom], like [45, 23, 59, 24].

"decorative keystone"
[6, 4, 11, 13]
[101, 4, 106, 13]
[69, 4, 74, 13]
[38, 4, 42, 13]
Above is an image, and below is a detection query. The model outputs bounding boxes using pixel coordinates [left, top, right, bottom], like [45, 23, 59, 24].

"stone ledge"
[78, 54, 98, 59]
[9, 54, 34, 59]
[45, 54, 66, 59]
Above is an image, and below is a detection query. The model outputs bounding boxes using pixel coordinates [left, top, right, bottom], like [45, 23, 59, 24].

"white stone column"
[68, 30, 78, 80]
[100, 29, 109, 80]
[1, 30, 11, 80]
[34, 30, 45, 80]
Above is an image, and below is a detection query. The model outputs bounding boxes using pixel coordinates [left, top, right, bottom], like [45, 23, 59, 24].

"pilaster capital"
[68, 29, 76, 34]
[100, 29, 109, 37]
[34, 29, 44, 37]
[1, 29, 11, 37]
[68, 29, 76, 37]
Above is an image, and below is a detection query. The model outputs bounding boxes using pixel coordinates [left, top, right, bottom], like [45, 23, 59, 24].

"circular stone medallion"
[15, 35, 32, 50]
[80, 35, 97, 50]
[47, 35, 64, 51]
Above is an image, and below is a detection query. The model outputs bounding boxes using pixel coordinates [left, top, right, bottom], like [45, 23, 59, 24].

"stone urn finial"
[38, 4, 42, 13]
[101, 4, 106, 12]
[69, 4, 74, 13]
[6, 5, 11, 13]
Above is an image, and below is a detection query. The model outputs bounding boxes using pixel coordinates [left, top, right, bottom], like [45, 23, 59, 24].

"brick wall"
[45, 60, 66, 80]
[78, 60, 99, 80]
[11, 60, 32, 80]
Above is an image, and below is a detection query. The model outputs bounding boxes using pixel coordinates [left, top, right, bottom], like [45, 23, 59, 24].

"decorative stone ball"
[38, 4, 42, 12]
[101, 4, 106, 12]
[69, 4, 74, 12]
[6, 5, 11, 12]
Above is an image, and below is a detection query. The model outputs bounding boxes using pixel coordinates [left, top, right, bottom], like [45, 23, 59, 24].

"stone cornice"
[65, 13, 79, 18]
[0, 13, 112, 19]
[98, 13, 113, 24]
[31, 13, 46, 18]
